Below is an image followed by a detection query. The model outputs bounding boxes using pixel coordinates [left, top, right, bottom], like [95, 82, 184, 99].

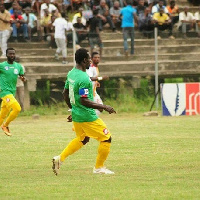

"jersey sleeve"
[79, 78, 90, 98]
[64, 79, 69, 89]
[19, 64, 24, 75]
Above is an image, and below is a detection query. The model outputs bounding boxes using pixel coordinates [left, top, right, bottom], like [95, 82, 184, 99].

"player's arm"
[81, 97, 116, 114]
[90, 76, 109, 81]
[63, 88, 72, 109]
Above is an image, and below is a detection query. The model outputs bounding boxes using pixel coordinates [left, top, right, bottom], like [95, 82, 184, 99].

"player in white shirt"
[86, 52, 109, 116]
[53, 12, 71, 64]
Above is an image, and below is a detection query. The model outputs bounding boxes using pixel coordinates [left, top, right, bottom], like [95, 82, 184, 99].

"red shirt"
[11, 14, 23, 20]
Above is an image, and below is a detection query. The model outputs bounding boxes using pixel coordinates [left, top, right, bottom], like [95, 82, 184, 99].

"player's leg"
[0, 95, 21, 136]
[0, 99, 10, 135]
[82, 118, 114, 174]
[52, 122, 89, 175]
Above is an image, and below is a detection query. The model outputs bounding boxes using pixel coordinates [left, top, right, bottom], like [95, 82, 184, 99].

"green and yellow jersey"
[0, 61, 24, 98]
[65, 67, 98, 122]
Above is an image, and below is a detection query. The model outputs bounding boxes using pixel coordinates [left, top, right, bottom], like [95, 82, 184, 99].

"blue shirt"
[120, 5, 136, 28]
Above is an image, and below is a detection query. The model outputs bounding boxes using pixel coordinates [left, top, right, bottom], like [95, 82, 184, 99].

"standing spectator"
[194, 6, 200, 37]
[22, 7, 41, 41]
[88, 9, 103, 58]
[167, 0, 179, 26]
[98, 0, 116, 32]
[110, 1, 121, 29]
[152, 0, 168, 15]
[40, 0, 58, 18]
[53, 12, 69, 64]
[120, 0, 137, 57]
[153, 8, 174, 39]
[178, 7, 195, 38]
[0, 3, 11, 58]
[11, 9, 29, 42]
[15, 56, 25, 112]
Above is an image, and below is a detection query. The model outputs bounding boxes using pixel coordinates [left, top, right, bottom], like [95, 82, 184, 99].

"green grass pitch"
[0, 113, 200, 199]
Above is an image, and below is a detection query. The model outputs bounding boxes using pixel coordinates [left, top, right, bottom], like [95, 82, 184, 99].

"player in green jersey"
[0, 48, 26, 136]
[52, 48, 116, 175]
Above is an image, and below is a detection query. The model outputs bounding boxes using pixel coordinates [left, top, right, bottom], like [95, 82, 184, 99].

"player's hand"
[19, 76, 26, 82]
[67, 115, 72, 122]
[103, 105, 116, 114]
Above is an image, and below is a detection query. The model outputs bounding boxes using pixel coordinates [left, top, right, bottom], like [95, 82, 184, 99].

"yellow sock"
[95, 142, 111, 169]
[60, 138, 83, 162]
[4, 102, 21, 127]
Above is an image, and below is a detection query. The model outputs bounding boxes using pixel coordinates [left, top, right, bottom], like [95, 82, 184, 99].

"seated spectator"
[72, 7, 87, 25]
[153, 8, 174, 39]
[167, 0, 179, 26]
[17, 0, 31, 9]
[194, 6, 200, 37]
[9, 1, 21, 15]
[73, 16, 88, 47]
[3, 0, 13, 10]
[82, 0, 93, 21]
[88, 9, 103, 57]
[11, 9, 28, 42]
[110, 1, 121, 29]
[32, 0, 43, 16]
[62, 0, 72, 13]
[178, 7, 195, 38]
[98, 0, 116, 32]
[40, 0, 58, 18]
[40, 9, 52, 38]
[71, 0, 82, 11]
[138, 7, 154, 37]
[22, 7, 42, 41]
[152, 0, 168, 15]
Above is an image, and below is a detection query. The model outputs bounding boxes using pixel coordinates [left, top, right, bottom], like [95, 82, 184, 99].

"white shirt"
[86, 64, 99, 94]
[178, 12, 195, 27]
[152, 4, 168, 14]
[194, 12, 200, 21]
[53, 17, 68, 39]
[40, 3, 57, 18]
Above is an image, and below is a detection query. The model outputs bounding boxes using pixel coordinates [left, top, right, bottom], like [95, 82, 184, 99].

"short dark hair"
[75, 48, 89, 64]
[126, 0, 132, 5]
[6, 48, 15, 55]
[91, 52, 99, 58]
[61, 12, 66, 18]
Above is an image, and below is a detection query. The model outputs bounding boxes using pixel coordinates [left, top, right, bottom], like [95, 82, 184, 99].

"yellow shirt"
[153, 12, 169, 25]
[40, 14, 52, 26]
[0, 10, 11, 31]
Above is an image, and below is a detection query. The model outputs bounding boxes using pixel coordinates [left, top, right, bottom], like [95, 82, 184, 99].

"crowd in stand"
[0, 0, 200, 59]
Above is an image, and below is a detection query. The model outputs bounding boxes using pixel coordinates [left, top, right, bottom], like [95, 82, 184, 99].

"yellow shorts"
[73, 118, 111, 142]
[1, 94, 18, 109]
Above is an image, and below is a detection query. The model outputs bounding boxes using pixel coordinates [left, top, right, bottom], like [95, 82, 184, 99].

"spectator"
[178, 7, 195, 38]
[167, 0, 179, 26]
[53, 12, 69, 64]
[82, 0, 93, 21]
[120, 0, 137, 57]
[11, 9, 28, 42]
[88, 9, 103, 57]
[110, 1, 121, 29]
[3, 0, 13, 10]
[22, 7, 41, 41]
[32, 0, 43, 16]
[194, 6, 200, 37]
[40, 0, 58, 18]
[0, 3, 11, 58]
[17, 0, 31, 9]
[62, 0, 72, 13]
[71, 0, 82, 11]
[152, 0, 168, 15]
[138, 7, 154, 37]
[15, 56, 25, 112]
[98, 0, 116, 32]
[9, 1, 21, 15]
[40, 9, 52, 38]
[72, 7, 87, 26]
[73, 17, 88, 47]
[153, 8, 174, 39]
